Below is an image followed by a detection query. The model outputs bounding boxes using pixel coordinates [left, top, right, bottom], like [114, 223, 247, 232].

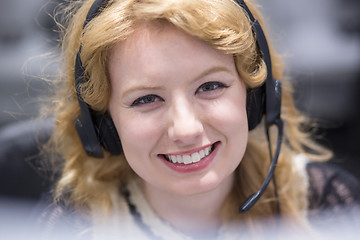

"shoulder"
[306, 161, 360, 209]
[306, 161, 360, 228]
[33, 182, 147, 240]
[33, 196, 92, 239]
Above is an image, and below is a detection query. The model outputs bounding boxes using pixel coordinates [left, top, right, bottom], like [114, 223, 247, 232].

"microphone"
[239, 118, 283, 213]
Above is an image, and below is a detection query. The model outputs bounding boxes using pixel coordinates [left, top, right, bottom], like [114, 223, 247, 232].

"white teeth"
[164, 145, 214, 164]
[183, 155, 192, 164]
[191, 152, 200, 164]
[199, 150, 205, 159]
[176, 155, 182, 163]
[205, 147, 210, 155]
[170, 155, 177, 163]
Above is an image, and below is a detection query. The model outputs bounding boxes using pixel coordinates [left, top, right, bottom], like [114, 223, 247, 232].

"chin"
[169, 171, 233, 196]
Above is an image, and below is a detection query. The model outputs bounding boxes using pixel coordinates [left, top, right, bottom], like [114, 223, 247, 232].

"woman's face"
[108, 24, 248, 196]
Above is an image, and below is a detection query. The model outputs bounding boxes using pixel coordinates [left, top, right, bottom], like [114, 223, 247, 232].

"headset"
[74, 0, 283, 213]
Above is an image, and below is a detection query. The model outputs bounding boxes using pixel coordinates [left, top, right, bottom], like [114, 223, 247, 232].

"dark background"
[0, 0, 359, 203]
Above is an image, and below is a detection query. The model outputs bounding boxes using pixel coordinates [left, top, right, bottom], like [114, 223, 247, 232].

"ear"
[93, 112, 123, 155]
[246, 85, 265, 130]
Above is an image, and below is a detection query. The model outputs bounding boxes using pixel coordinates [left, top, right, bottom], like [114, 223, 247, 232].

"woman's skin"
[108, 23, 248, 236]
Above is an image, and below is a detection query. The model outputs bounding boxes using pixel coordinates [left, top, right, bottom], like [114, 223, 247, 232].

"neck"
[141, 174, 234, 238]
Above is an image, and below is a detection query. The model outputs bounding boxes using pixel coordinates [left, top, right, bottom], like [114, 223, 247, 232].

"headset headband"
[74, 0, 283, 213]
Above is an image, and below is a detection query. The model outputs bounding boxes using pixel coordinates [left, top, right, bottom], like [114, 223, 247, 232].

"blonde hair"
[44, 0, 331, 231]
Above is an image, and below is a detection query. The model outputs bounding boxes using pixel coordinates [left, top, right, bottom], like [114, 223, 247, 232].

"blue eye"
[197, 81, 228, 93]
[131, 94, 163, 107]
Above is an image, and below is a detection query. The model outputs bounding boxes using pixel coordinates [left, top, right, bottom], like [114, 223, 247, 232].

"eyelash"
[196, 81, 228, 94]
[130, 81, 228, 107]
[131, 94, 164, 107]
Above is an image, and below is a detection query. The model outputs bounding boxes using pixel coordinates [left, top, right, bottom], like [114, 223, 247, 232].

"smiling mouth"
[162, 144, 216, 165]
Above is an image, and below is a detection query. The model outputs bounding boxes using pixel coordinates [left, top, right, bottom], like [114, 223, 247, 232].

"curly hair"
[43, 0, 332, 231]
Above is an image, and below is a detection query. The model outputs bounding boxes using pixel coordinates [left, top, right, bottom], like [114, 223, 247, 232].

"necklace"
[121, 186, 165, 240]
[120, 181, 236, 240]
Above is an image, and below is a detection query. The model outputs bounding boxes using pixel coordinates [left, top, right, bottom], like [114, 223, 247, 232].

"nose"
[167, 96, 204, 145]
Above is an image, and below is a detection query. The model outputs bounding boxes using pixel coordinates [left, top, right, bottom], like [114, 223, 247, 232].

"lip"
[159, 142, 220, 173]
[163, 143, 214, 156]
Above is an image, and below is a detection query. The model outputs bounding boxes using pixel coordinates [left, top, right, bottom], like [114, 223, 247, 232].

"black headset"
[74, 0, 283, 213]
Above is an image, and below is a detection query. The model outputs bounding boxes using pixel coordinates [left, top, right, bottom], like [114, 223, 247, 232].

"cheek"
[112, 111, 162, 156]
[207, 91, 248, 133]
[206, 88, 248, 159]
[214, 101, 248, 155]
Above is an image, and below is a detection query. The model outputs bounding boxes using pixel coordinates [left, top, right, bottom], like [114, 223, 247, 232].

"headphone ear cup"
[93, 113, 123, 155]
[246, 86, 265, 130]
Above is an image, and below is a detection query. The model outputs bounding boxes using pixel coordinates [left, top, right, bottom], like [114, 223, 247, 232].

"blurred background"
[0, 0, 359, 205]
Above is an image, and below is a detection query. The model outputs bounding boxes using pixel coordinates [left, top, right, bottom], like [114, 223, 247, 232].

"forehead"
[109, 22, 222, 61]
[110, 22, 232, 65]
[107, 22, 235, 90]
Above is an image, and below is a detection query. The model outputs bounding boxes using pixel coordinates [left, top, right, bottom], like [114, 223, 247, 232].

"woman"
[40, 0, 360, 239]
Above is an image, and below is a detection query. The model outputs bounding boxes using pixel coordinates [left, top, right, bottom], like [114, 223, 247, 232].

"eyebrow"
[121, 66, 233, 98]
[121, 84, 163, 99]
[195, 66, 233, 80]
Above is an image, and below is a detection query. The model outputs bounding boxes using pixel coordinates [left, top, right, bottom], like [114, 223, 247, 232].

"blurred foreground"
[1, 197, 359, 240]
